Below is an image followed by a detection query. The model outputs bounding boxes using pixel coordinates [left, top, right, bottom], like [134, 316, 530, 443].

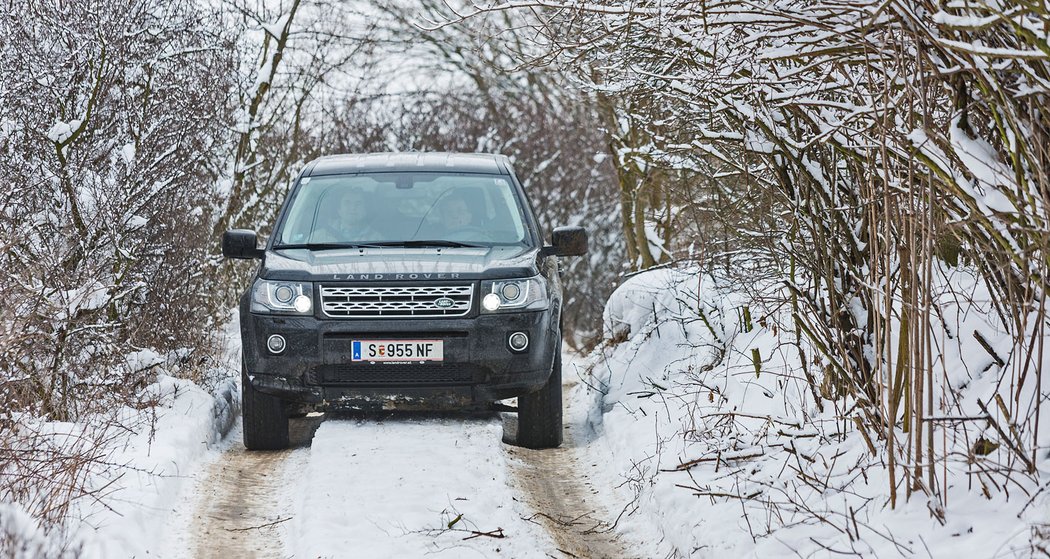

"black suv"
[222, 153, 587, 450]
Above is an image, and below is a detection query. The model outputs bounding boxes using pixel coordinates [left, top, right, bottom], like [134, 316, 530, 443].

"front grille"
[316, 363, 479, 386]
[320, 284, 473, 318]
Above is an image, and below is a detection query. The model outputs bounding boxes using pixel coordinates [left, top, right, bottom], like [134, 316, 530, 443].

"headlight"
[480, 276, 548, 312]
[250, 279, 314, 315]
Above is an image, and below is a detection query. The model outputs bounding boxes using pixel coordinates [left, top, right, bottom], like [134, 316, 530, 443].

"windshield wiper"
[274, 242, 386, 251]
[366, 240, 486, 248]
[274, 240, 485, 250]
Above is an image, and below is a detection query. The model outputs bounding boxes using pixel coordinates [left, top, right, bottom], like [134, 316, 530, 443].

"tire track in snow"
[506, 378, 636, 559]
[186, 380, 633, 557]
[189, 416, 320, 558]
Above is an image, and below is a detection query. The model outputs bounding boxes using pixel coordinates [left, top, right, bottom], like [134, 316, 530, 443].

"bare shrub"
[425, 0, 1050, 526]
[0, 0, 237, 550]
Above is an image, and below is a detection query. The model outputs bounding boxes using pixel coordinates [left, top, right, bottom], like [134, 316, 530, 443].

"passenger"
[437, 194, 475, 235]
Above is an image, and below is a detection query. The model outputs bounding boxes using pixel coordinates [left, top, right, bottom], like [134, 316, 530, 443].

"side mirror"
[541, 226, 588, 257]
[222, 229, 263, 259]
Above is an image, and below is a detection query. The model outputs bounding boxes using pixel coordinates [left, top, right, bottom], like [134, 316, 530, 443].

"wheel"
[517, 350, 563, 449]
[241, 367, 290, 450]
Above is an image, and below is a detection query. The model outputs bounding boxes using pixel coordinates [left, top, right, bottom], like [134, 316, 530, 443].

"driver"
[313, 189, 382, 242]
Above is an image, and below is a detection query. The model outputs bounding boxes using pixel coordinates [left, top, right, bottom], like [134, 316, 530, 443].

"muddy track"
[189, 417, 321, 559]
[188, 386, 633, 558]
[505, 381, 634, 559]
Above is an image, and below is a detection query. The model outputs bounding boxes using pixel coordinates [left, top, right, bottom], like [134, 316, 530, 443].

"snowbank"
[572, 266, 1050, 556]
[73, 375, 237, 558]
[1, 314, 241, 559]
[1, 375, 236, 559]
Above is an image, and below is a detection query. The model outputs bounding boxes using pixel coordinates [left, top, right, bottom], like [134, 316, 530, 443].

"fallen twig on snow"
[224, 516, 290, 532]
[462, 527, 505, 540]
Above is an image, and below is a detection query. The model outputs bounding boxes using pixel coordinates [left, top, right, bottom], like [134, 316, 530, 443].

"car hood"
[259, 245, 541, 281]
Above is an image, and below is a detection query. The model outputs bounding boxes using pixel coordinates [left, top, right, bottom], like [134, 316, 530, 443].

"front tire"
[517, 350, 563, 449]
[242, 368, 290, 450]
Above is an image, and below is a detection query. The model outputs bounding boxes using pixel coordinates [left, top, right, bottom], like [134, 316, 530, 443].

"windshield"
[275, 172, 532, 248]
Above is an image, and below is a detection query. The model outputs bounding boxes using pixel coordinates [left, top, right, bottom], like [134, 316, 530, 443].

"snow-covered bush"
[432, 0, 1050, 513]
[0, 0, 235, 418]
[582, 267, 1050, 556]
[0, 0, 237, 552]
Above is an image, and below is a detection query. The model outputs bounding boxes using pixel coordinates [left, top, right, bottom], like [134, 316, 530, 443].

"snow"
[0, 313, 241, 558]
[9, 273, 1048, 557]
[948, 116, 1019, 214]
[935, 38, 1046, 59]
[569, 266, 1050, 557]
[45, 119, 80, 143]
[125, 214, 148, 230]
[906, 127, 1022, 229]
[74, 375, 237, 559]
[120, 143, 136, 165]
[287, 416, 555, 557]
[0, 503, 49, 558]
[124, 349, 164, 371]
[2, 314, 564, 557]
[59, 281, 110, 320]
[931, 10, 1000, 28]
[0, 371, 237, 558]
[260, 13, 291, 39]
[252, 54, 273, 91]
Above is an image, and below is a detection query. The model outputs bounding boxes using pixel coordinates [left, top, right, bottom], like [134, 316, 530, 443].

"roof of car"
[305, 152, 511, 176]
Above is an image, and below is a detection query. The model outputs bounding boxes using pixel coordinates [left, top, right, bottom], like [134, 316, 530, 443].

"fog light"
[482, 293, 502, 311]
[267, 334, 286, 354]
[508, 331, 529, 352]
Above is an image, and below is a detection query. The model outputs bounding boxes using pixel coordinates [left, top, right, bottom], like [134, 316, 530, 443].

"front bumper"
[240, 297, 559, 408]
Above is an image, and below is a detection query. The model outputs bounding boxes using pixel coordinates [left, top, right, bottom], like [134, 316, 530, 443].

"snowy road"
[178, 379, 638, 558]
[189, 419, 317, 559]
[505, 417, 631, 559]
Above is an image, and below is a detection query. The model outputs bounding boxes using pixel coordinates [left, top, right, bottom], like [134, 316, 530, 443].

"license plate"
[351, 340, 444, 362]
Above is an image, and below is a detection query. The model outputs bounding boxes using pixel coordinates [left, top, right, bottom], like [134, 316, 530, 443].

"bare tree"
[0, 0, 237, 550]
[212, 0, 382, 238]
[427, 0, 1050, 511]
[310, 0, 626, 344]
